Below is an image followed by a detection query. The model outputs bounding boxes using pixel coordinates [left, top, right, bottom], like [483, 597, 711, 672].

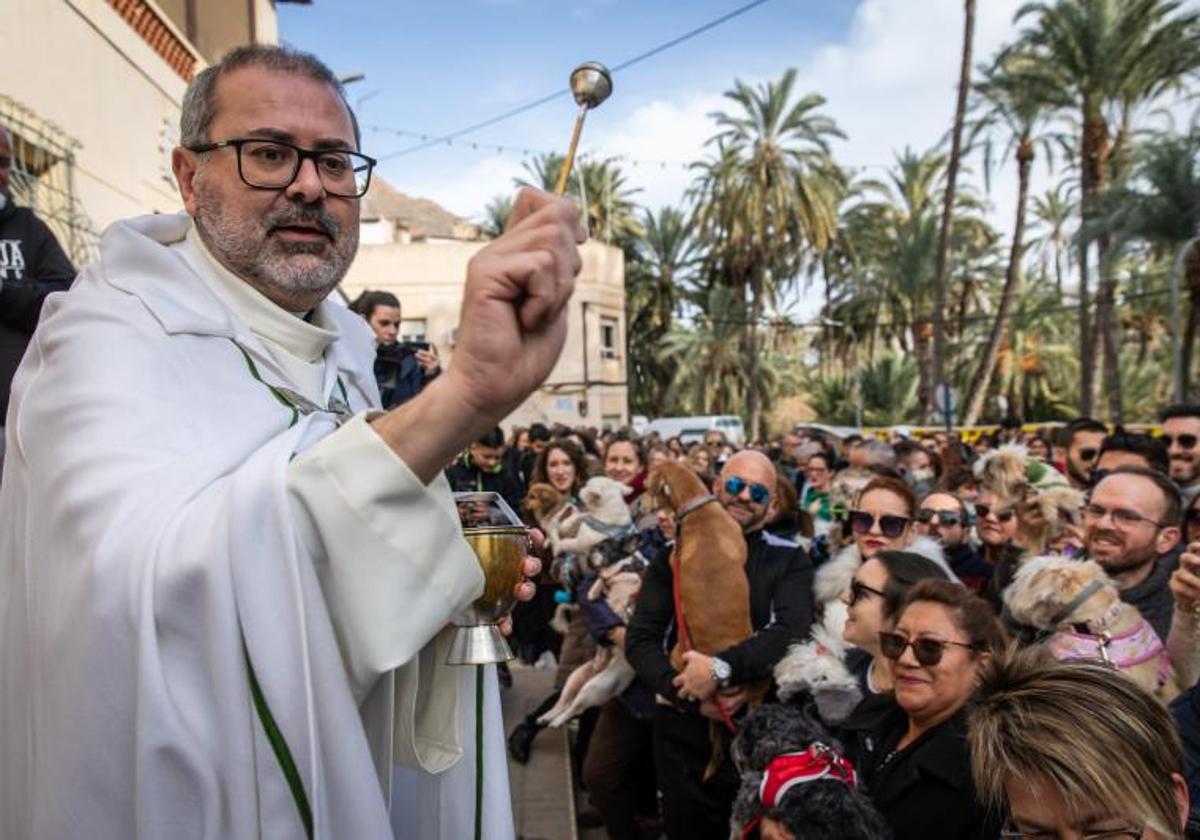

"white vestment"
[0, 212, 515, 839]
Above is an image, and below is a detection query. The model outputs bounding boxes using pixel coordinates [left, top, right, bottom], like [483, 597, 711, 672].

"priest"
[0, 44, 585, 839]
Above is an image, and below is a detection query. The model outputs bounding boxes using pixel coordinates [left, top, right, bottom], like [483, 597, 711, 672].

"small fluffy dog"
[645, 462, 753, 675]
[774, 623, 862, 725]
[1004, 554, 1181, 701]
[521, 482, 565, 529]
[550, 476, 633, 559]
[731, 704, 890, 840]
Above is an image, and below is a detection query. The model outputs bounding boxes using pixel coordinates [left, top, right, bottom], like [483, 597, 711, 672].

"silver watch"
[710, 656, 732, 687]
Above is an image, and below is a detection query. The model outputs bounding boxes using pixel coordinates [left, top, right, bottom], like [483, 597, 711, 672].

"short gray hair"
[180, 44, 360, 149]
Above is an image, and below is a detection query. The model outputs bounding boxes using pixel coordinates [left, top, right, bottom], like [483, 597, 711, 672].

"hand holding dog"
[699, 687, 747, 721]
[673, 650, 718, 702]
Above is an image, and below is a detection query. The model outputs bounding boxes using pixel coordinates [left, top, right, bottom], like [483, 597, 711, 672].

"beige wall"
[341, 239, 630, 431]
[1, 0, 280, 245]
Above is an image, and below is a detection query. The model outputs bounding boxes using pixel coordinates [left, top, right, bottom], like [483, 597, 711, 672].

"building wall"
[341, 239, 629, 431]
[1, 0, 279, 254]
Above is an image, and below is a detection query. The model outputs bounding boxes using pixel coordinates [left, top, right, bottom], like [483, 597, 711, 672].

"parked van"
[644, 415, 746, 447]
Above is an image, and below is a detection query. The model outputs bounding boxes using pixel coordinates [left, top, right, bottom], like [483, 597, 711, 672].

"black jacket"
[373, 342, 438, 409]
[444, 452, 525, 514]
[849, 700, 1000, 840]
[626, 526, 814, 707]
[1171, 680, 1200, 836]
[0, 203, 75, 420]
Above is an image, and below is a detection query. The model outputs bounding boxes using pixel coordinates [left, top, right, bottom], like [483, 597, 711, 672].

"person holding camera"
[349, 289, 440, 408]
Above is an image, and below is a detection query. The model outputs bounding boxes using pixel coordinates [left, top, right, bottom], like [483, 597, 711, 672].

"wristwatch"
[710, 656, 732, 688]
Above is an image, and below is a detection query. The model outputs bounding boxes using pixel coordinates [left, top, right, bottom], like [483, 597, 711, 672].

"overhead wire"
[374, 0, 774, 162]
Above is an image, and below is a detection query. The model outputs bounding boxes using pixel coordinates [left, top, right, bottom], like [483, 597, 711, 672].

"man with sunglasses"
[0, 44, 580, 839]
[914, 492, 992, 593]
[1063, 416, 1108, 490]
[626, 450, 814, 838]
[1162, 404, 1200, 505]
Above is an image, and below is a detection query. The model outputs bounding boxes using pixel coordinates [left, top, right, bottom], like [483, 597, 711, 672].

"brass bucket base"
[446, 623, 514, 666]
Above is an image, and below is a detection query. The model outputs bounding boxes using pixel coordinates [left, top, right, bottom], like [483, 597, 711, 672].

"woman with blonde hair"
[969, 648, 1191, 838]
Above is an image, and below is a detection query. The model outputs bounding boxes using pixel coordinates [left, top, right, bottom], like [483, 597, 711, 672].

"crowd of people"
[450, 410, 1200, 839]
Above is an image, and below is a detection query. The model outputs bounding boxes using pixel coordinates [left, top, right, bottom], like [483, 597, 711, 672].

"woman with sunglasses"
[816, 476, 946, 608]
[840, 550, 951, 699]
[853, 579, 1006, 840]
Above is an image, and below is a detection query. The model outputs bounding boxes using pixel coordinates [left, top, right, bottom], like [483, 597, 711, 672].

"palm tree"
[1028, 183, 1075, 299]
[961, 49, 1058, 425]
[1094, 132, 1200, 396]
[657, 286, 750, 416]
[931, 0, 978, 422]
[517, 153, 642, 246]
[479, 193, 512, 238]
[692, 68, 845, 439]
[1014, 0, 1200, 420]
[626, 206, 702, 414]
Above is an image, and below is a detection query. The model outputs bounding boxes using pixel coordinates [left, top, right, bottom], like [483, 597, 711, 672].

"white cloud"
[399, 154, 527, 221]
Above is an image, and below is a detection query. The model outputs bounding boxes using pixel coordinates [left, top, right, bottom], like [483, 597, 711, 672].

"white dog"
[549, 476, 633, 559]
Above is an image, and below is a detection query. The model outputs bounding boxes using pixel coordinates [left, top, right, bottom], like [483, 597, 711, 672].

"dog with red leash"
[627, 451, 816, 839]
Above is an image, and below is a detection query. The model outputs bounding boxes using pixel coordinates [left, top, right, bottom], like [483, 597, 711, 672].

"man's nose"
[285, 157, 326, 203]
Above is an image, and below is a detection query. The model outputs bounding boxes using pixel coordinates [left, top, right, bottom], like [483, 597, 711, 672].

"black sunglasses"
[849, 510, 910, 538]
[1163, 433, 1199, 450]
[848, 579, 887, 606]
[915, 509, 962, 527]
[724, 476, 770, 505]
[974, 503, 1016, 523]
[1078, 447, 1099, 462]
[878, 631, 978, 666]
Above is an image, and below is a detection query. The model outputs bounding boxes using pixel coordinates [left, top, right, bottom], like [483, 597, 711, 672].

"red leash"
[671, 499, 737, 734]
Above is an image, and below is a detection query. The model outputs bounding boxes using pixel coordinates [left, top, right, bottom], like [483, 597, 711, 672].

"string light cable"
[374, 0, 774, 162]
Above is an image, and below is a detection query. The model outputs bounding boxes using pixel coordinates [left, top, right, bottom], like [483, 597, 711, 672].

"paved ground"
[501, 662, 577, 840]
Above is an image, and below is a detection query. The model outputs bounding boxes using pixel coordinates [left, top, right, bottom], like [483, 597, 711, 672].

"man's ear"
[172, 147, 201, 216]
[1157, 525, 1182, 556]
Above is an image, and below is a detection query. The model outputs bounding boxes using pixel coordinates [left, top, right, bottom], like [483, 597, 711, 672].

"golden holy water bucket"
[446, 495, 530, 665]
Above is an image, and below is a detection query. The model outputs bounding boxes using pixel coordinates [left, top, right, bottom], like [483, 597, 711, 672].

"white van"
[644, 415, 746, 447]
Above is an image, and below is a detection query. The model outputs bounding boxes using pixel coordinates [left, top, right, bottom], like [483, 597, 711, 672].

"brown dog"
[521, 482, 565, 529]
[645, 462, 753, 674]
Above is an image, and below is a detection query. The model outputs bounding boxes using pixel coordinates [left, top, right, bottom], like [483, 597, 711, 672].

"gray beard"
[193, 199, 358, 308]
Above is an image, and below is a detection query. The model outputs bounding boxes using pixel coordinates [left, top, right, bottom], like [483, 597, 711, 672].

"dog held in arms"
[537, 476, 644, 727]
[1004, 554, 1181, 701]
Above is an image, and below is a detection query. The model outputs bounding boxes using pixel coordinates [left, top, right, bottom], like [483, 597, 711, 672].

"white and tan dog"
[537, 557, 642, 727]
[538, 476, 642, 727]
[1004, 554, 1181, 701]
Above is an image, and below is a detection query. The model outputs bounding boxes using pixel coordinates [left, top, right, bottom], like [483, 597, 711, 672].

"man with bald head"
[0, 125, 75, 466]
[627, 448, 815, 837]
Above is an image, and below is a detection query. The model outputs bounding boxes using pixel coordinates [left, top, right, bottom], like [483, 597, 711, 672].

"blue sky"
[277, 0, 1197, 316]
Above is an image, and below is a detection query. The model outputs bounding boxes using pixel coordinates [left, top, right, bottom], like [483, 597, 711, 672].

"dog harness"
[740, 744, 858, 839]
[1047, 620, 1172, 688]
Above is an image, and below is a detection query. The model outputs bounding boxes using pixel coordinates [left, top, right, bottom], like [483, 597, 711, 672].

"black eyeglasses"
[187, 138, 376, 198]
[1163, 433, 1199, 450]
[915, 509, 962, 527]
[848, 579, 887, 606]
[724, 476, 770, 504]
[1081, 502, 1165, 530]
[975, 503, 1016, 523]
[849, 510, 910, 538]
[878, 631, 978, 666]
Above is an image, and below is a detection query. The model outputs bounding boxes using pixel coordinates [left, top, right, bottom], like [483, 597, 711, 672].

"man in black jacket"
[0, 126, 76, 463]
[444, 425, 525, 514]
[626, 449, 814, 839]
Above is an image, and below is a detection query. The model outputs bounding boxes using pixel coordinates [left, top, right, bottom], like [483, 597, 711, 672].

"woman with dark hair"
[530, 439, 587, 503]
[348, 288, 440, 408]
[853, 581, 1006, 839]
[840, 551, 952, 698]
